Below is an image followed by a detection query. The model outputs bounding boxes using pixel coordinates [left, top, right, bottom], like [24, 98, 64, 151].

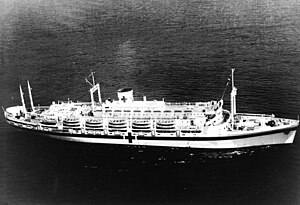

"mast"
[86, 71, 102, 111]
[27, 81, 34, 111]
[97, 84, 101, 103]
[230, 69, 237, 129]
[92, 72, 95, 87]
[19, 85, 27, 118]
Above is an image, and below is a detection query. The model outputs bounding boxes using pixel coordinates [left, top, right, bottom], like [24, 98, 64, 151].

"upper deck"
[27, 97, 223, 122]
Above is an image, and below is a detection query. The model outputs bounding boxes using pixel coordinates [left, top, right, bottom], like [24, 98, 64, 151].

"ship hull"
[46, 129, 297, 149]
[6, 117, 297, 149]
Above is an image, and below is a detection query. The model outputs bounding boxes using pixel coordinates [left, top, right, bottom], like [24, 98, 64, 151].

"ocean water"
[0, 0, 300, 204]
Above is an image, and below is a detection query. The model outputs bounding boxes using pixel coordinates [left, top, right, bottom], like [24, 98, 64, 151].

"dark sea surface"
[1, 0, 300, 204]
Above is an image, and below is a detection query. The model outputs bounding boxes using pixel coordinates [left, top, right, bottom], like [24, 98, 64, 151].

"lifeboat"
[132, 120, 151, 126]
[109, 120, 127, 125]
[108, 120, 127, 128]
[63, 118, 80, 128]
[108, 120, 127, 134]
[41, 118, 57, 125]
[85, 118, 103, 128]
[156, 120, 175, 129]
[132, 120, 152, 130]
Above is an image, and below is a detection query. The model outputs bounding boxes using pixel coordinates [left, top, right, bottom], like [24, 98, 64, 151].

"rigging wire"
[74, 91, 90, 102]
[221, 72, 232, 100]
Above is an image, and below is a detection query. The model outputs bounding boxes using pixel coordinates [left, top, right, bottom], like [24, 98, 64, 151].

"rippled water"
[1, 0, 300, 204]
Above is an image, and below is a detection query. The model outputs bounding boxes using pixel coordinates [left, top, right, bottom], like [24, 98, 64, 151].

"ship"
[3, 69, 299, 149]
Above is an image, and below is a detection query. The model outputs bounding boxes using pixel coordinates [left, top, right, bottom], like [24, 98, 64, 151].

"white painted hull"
[46, 129, 297, 149]
[5, 112, 299, 149]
